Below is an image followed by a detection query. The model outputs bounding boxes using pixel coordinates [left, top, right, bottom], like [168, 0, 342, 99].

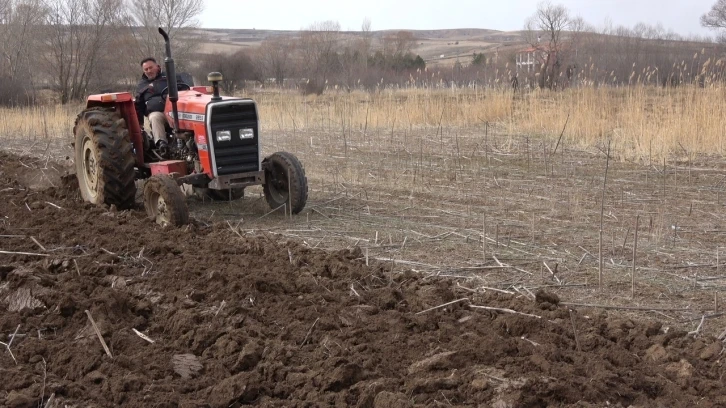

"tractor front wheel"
[143, 175, 189, 227]
[262, 152, 308, 214]
[73, 108, 136, 209]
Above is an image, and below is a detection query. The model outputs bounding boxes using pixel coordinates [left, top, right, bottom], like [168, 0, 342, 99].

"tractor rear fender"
[86, 92, 144, 166]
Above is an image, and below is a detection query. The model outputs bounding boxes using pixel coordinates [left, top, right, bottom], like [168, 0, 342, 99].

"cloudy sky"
[199, 0, 717, 37]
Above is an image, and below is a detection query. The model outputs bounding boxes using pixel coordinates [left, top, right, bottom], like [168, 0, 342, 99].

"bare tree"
[702, 0, 726, 29]
[359, 17, 373, 64]
[702, 0, 726, 41]
[298, 20, 341, 94]
[0, 0, 10, 23]
[0, 0, 9, 66]
[361, 17, 372, 39]
[338, 39, 362, 91]
[0, 0, 47, 104]
[338, 18, 375, 90]
[570, 19, 718, 88]
[255, 36, 296, 87]
[524, 1, 579, 89]
[368, 30, 419, 75]
[128, 0, 204, 67]
[41, 0, 128, 103]
[382, 30, 416, 57]
[195, 50, 256, 94]
[0, 0, 46, 81]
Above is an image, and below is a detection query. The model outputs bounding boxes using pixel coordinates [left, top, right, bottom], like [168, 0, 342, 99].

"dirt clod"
[4, 390, 36, 408]
[374, 391, 412, 408]
[172, 354, 203, 379]
[534, 289, 560, 306]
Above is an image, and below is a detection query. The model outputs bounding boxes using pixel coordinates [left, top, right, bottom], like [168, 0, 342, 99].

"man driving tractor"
[135, 57, 169, 156]
[73, 27, 308, 226]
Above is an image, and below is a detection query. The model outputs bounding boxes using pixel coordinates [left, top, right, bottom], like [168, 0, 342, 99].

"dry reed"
[1, 85, 723, 162]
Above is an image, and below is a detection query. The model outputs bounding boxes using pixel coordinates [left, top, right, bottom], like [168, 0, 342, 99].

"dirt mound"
[1, 151, 726, 407]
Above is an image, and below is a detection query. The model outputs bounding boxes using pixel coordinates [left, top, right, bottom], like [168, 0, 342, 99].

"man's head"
[141, 57, 161, 80]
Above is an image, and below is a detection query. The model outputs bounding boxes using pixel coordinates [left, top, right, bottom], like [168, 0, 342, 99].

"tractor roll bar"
[158, 27, 181, 135]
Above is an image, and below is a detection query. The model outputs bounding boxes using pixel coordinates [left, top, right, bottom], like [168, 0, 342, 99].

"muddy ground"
[2, 152, 726, 407]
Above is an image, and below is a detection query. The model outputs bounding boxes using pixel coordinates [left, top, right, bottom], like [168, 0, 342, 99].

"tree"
[368, 50, 424, 74]
[255, 35, 296, 86]
[360, 17, 373, 56]
[368, 30, 420, 74]
[702, 0, 726, 41]
[0, 0, 46, 81]
[338, 18, 374, 91]
[128, 0, 204, 67]
[41, 0, 129, 103]
[196, 50, 256, 94]
[383, 30, 416, 57]
[298, 20, 341, 94]
[0, 0, 43, 105]
[0, 0, 9, 20]
[524, 1, 580, 89]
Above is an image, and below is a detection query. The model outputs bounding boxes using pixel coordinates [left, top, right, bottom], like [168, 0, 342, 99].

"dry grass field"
[4, 85, 726, 338]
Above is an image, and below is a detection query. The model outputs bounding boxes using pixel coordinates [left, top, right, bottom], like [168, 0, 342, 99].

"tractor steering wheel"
[160, 82, 192, 100]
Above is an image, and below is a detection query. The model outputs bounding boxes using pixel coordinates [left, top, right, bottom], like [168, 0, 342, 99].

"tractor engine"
[166, 132, 198, 169]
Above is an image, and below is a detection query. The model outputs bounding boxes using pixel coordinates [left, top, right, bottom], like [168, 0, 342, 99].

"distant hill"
[190, 27, 718, 71]
[191, 27, 529, 67]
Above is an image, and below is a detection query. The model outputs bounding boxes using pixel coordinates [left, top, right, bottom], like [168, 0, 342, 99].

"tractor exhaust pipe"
[158, 27, 181, 135]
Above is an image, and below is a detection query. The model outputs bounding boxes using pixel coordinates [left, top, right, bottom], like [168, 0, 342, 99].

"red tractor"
[72, 28, 307, 226]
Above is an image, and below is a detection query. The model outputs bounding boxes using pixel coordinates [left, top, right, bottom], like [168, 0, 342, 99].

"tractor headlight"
[239, 128, 254, 139]
[216, 130, 231, 142]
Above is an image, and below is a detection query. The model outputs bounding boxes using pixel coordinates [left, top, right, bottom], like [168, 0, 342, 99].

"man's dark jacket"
[135, 72, 168, 127]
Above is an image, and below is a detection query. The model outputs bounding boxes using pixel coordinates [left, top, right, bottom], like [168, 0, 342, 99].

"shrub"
[0, 76, 35, 106]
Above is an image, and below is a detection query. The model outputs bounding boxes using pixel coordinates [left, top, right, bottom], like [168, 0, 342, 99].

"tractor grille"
[208, 101, 260, 176]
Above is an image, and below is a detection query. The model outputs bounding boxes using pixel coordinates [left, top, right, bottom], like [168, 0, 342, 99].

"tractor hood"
[170, 89, 243, 119]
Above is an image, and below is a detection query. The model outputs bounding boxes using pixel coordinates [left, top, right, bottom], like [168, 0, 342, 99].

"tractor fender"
[84, 92, 145, 166]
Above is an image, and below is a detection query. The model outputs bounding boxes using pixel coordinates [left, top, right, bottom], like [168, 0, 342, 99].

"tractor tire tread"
[143, 176, 189, 226]
[74, 108, 136, 209]
[263, 151, 308, 214]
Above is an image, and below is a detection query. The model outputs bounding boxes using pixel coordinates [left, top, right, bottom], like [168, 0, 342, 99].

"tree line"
[0, 0, 202, 105]
[196, 1, 726, 94]
[2, 0, 726, 106]
[504, 1, 726, 91]
[193, 20, 426, 96]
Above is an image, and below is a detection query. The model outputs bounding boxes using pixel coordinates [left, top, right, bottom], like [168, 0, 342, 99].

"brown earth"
[1, 150, 726, 408]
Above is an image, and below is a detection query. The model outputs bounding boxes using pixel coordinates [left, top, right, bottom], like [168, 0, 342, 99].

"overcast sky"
[199, 0, 717, 37]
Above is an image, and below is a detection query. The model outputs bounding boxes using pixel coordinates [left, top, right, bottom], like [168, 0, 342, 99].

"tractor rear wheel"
[143, 175, 189, 227]
[262, 152, 308, 214]
[193, 187, 245, 201]
[73, 108, 136, 209]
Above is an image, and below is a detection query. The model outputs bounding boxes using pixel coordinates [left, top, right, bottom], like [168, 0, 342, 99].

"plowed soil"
[2, 150, 726, 408]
